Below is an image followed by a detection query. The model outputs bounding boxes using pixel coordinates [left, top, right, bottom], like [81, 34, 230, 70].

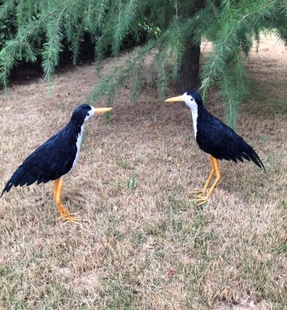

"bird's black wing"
[1, 125, 77, 196]
[196, 112, 265, 169]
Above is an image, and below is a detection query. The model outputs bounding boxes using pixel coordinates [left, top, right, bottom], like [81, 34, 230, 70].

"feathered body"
[192, 91, 265, 168]
[165, 90, 265, 203]
[1, 104, 94, 196]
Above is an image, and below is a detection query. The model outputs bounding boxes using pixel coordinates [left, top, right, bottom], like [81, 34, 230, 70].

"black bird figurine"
[1, 104, 112, 222]
[165, 90, 265, 204]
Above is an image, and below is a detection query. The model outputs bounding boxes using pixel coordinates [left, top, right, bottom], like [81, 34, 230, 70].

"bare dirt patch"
[0, 35, 286, 309]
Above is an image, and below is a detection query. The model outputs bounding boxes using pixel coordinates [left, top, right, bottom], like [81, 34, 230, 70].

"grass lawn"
[0, 35, 287, 309]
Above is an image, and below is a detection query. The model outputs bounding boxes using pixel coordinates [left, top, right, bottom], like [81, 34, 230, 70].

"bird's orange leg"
[202, 155, 216, 191]
[53, 178, 78, 223]
[193, 156, 221, 205]
[204, 157, 221, 199]
[190, 155, 215, 197]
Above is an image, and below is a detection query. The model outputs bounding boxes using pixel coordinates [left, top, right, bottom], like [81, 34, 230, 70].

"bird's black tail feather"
[1, 183, 12, 197]
[247, 148, 265, 171]
[230, 138, 265, 171]
[239, 141, 265, 171]
[1, 166, 38, 197]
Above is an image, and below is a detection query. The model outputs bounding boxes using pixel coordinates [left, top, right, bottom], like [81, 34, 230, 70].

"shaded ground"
[0, 35, 286, 309]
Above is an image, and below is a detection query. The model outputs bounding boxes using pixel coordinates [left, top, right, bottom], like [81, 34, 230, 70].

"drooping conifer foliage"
[0, 0, 286, 126]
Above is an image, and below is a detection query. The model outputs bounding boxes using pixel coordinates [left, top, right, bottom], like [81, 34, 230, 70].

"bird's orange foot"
[189, 188, 206, 198]
[59, 209, 80, 224]
[191, 195, 208, 206]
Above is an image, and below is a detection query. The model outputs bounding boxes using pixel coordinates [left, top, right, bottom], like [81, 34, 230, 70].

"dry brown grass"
[0, 34, 287, 309]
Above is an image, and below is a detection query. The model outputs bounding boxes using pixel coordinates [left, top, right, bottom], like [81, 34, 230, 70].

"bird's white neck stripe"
[72, 123, 85, 169]
[190, 107, 198, 139]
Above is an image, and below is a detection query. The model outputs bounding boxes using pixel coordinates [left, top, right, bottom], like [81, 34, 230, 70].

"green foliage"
[0, 0, 287, 125]
[199, 0, 287, 126]
[0, 1, 17, 49]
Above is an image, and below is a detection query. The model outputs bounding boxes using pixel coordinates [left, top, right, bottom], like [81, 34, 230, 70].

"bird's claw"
[189, 188, 209, 206]
[189, 188, 205, 196]
[189, 188, 208, 200]
[192, 196, 208, 206]
[59, 212, 81, 224]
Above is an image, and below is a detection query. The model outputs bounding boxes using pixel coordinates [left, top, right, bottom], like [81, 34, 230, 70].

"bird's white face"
[84, 106, 95, 122]
[165, 92, 198, 111]
[165, 92, 199, 139]
[181, 92, 198, 112]
[164, 92, 199, 115]
[84, 106, 113, 122]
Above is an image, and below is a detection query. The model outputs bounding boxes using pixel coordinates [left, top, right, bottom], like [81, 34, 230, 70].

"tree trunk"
[176, 33, 200, 93]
